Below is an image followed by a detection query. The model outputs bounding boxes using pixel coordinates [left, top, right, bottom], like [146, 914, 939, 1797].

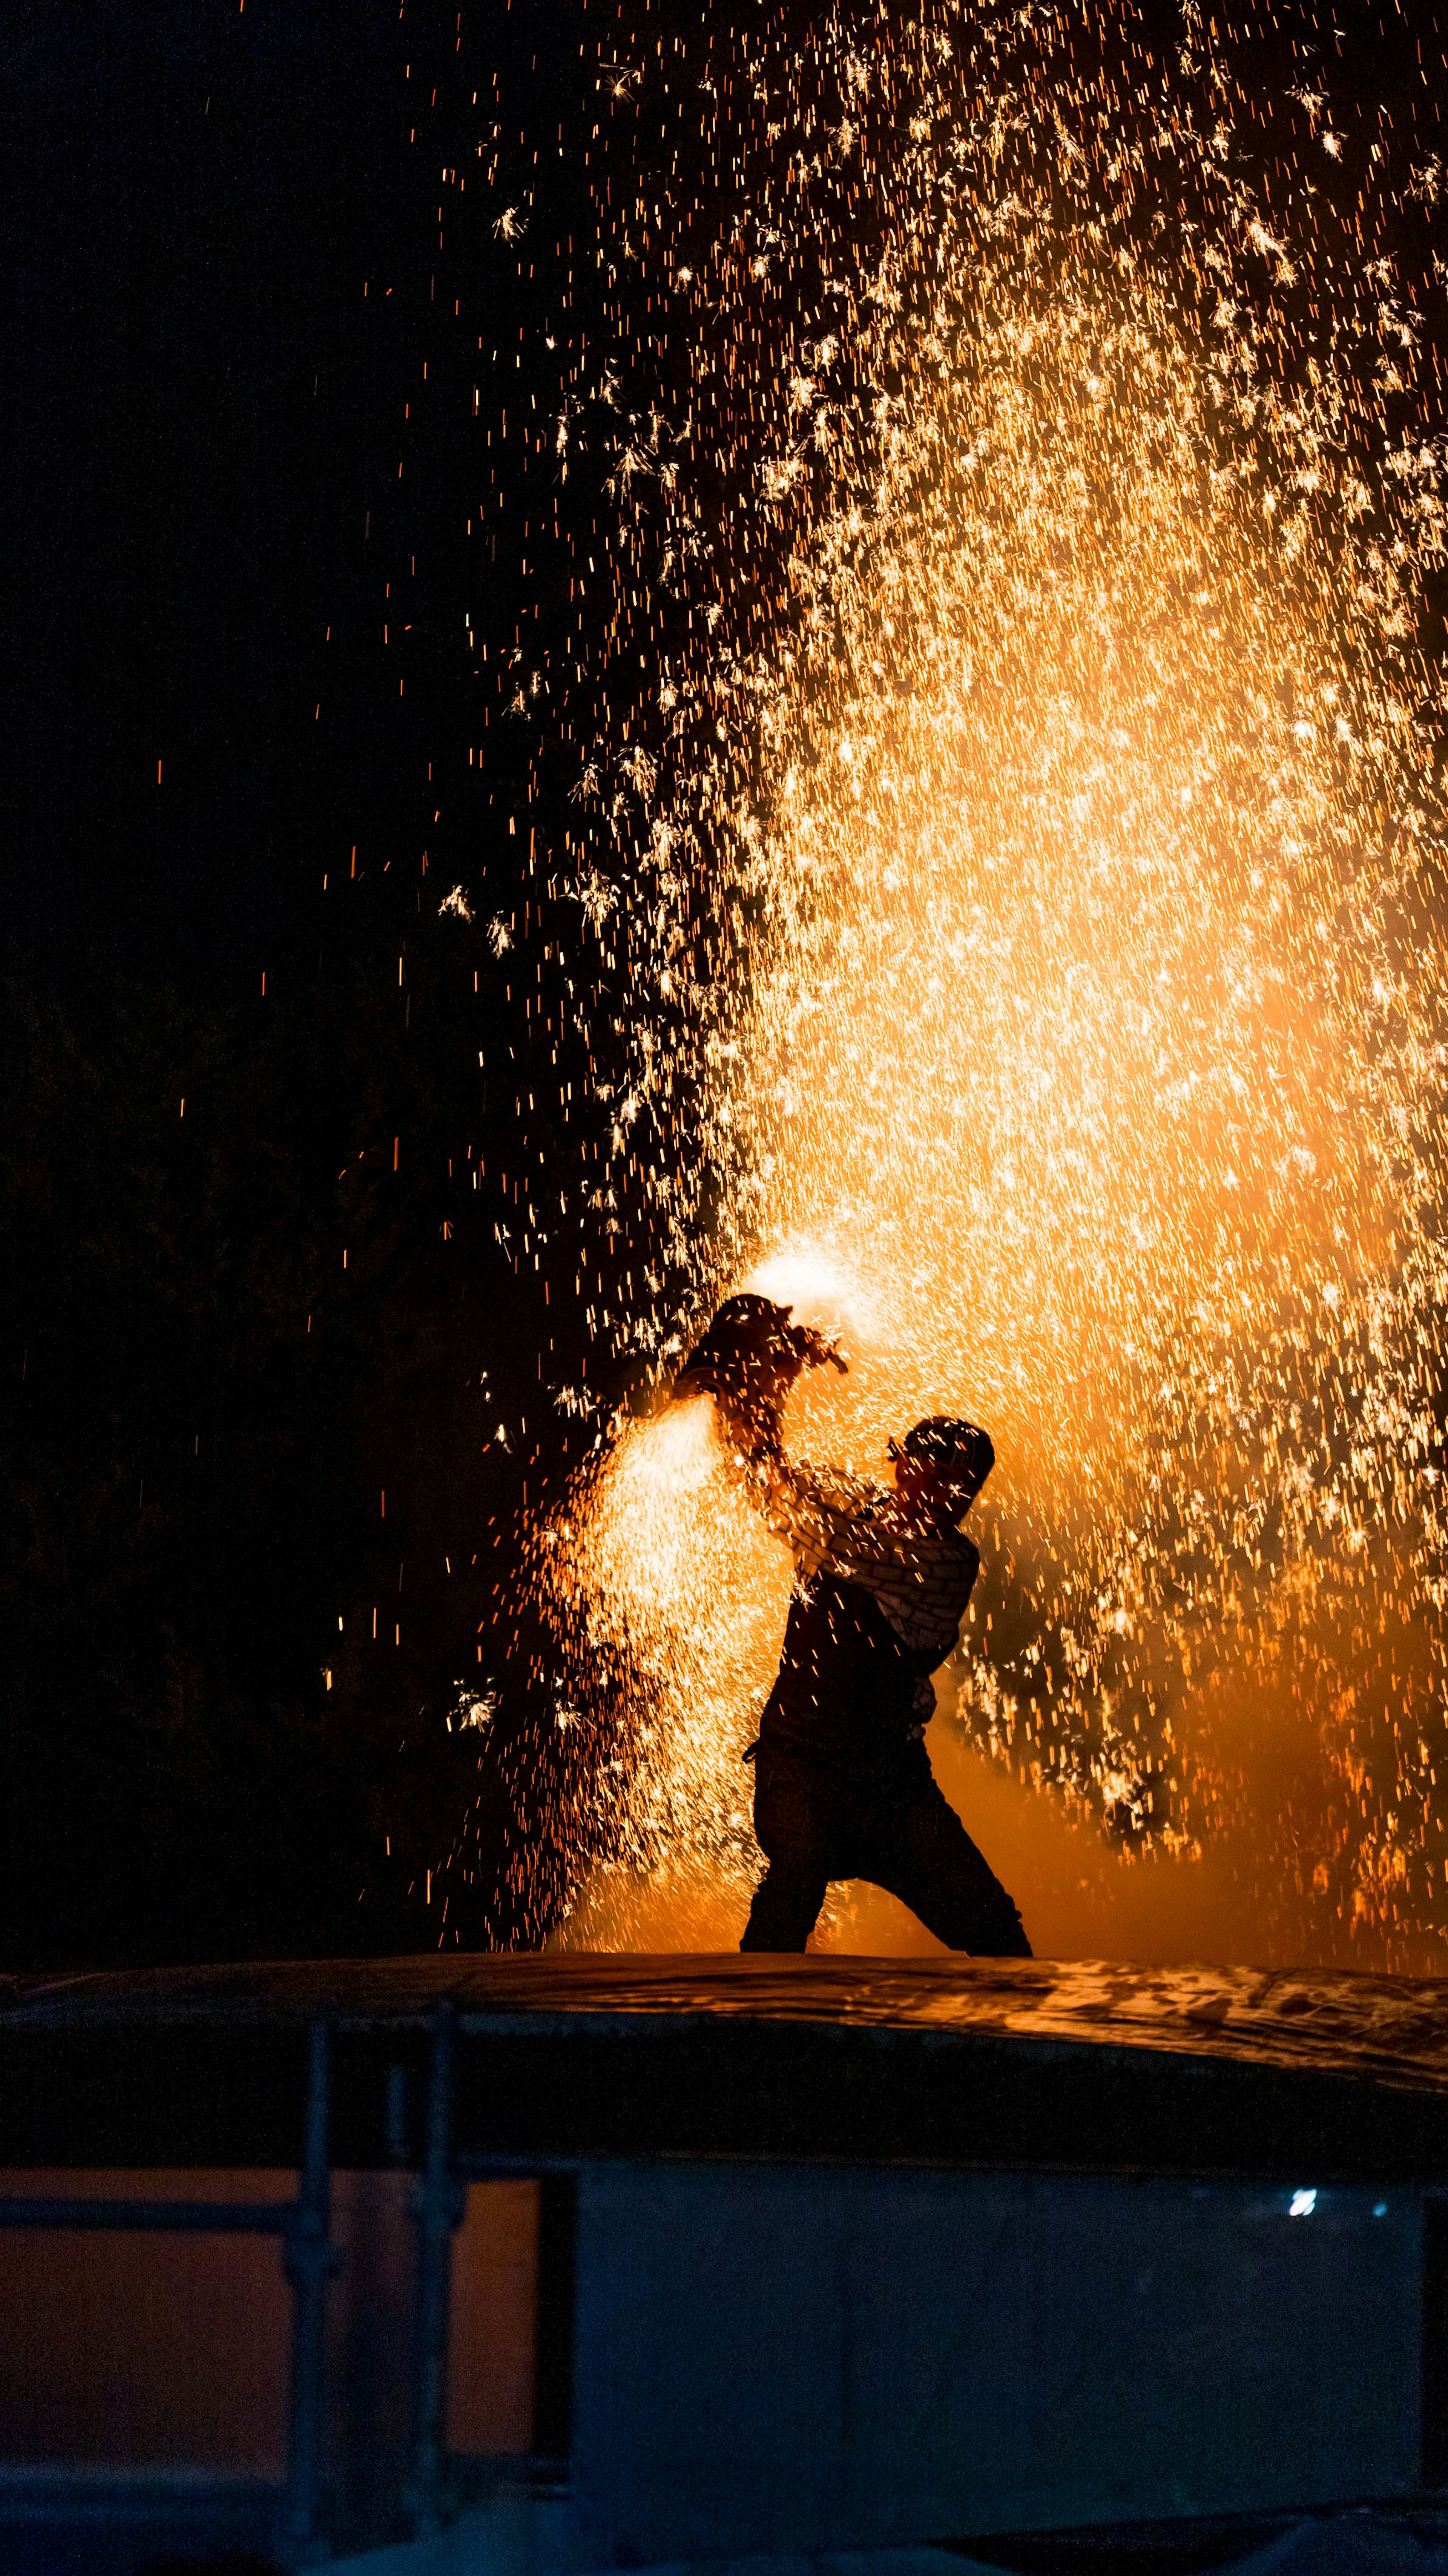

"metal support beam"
[0, 2020, 343, 2566]
[280, 2019, 341, 2566]
[406, 2004, 466, 2537]
[0, 2198, 295, 2231]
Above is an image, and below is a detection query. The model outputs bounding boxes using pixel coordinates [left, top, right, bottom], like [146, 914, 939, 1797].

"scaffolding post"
[406, 2003, 466, 2535]
[281, 2019, 341, 2564]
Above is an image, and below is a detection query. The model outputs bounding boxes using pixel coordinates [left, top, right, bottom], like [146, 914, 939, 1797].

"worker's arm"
[739, 1445, 980, 1661]
[703, 1346, 980, 1654]
[740, 1443, 880, 1578]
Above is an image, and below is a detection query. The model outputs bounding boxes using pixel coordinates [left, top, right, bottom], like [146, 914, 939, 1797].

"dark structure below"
[1, 1953, 1447, 2573]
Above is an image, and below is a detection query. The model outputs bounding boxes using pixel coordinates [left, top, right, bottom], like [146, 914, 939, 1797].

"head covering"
[676, 1294, 800, 1396]
[888, 1415, 995, 1510]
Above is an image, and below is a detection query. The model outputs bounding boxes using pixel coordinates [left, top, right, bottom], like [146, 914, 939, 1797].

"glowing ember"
[520, 3, 1448, 1963]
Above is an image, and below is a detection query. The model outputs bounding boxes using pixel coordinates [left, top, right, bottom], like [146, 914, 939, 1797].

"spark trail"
[506, 1, 1448, 1962]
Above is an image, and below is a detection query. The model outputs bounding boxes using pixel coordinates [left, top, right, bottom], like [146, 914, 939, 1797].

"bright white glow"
[1288, 2189, 1318, 2218]
[739, 1246, 875, 1340]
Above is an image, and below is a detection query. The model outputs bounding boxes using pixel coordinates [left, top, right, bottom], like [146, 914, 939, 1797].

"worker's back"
[759, 1569, 929, 1778]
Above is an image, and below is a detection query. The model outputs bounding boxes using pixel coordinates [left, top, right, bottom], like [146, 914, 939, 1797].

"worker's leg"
[867, 1773, 1032, 1956]
[739, 1857, 830, 1951]
[740, 1747, 834, 1952]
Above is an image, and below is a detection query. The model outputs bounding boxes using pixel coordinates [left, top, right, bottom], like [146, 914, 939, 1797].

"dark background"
[1, 0, 641, 1966]
[6, 0, 1448, 1971]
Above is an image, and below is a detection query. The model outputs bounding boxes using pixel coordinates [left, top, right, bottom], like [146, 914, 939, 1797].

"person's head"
[889, 1416, 994, 1522]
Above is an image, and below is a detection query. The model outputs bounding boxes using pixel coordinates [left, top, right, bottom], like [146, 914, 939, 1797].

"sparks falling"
[499, 1, 1448, 1962]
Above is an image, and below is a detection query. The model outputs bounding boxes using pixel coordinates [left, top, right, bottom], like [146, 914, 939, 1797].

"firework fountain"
[488, 0, 1448, 1965]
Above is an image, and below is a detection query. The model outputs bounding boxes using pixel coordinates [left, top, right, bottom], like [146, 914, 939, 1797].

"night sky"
[4, 0, 643, 1965]
[8, 0, 1448, 1971]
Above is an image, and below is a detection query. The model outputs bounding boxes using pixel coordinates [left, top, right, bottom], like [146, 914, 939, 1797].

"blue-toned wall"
[567, 2165, 1422, 2564]
[0, 2156, 1427, 2572]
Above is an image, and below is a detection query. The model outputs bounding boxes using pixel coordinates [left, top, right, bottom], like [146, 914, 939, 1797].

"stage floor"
[2, 1955, 1447, 2175]
[5, 1951, 1448, 2088]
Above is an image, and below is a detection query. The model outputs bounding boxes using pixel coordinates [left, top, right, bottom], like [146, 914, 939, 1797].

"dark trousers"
[740, 1745, 1032, 1956]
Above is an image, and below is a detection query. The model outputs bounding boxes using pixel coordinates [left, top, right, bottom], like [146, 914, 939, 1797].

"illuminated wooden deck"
[2, 1954, 1446, 2177]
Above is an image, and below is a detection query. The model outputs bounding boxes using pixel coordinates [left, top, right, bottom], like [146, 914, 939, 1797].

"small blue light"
[1373, 2201, 1388, 2218]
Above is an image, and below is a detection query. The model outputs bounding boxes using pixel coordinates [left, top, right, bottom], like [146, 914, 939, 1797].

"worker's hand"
[722, 1324, 845, 1458]
[673, 1310, 845, 1458]
[792, 1325, 848, 1379]
[715, 1378, 786, 1465]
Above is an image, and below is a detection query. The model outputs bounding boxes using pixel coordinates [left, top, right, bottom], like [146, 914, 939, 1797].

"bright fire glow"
[529, 3, 1448, 1965]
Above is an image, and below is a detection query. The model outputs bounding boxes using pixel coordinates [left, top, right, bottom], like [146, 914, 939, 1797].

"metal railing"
[0, 2007, 481, 2567]
[406, 2001, 469, 2535]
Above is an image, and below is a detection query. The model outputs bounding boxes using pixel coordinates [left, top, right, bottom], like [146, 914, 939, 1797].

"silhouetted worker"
[675, 1297, 1031, 1956]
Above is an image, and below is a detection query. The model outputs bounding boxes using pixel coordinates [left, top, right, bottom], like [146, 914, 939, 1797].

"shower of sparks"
[497, 0, 1448, 1959]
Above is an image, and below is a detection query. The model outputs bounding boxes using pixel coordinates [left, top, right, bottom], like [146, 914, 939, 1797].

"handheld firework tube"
[672, 1294, 847, 1461]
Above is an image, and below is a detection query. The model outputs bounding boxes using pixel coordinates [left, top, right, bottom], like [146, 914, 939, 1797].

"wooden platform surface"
[2, 1954, 1447, 2178]
[3, 1952, 1446, 2094]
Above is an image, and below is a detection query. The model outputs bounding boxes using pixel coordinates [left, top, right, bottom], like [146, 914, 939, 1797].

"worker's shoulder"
[922, 1523, 980, 1576]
